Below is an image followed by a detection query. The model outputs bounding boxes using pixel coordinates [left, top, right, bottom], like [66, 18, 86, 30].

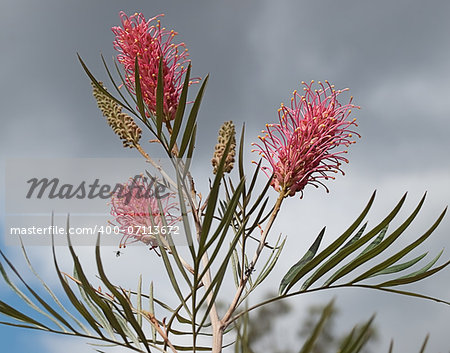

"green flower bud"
[92, 82, 142, 148]
[212, 121, 236, 174]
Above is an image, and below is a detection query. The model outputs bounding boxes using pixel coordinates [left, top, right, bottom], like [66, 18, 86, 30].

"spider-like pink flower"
[110, 175, 179, 248]
[112, 12, 195, 121]
[252, 81, 360, 197]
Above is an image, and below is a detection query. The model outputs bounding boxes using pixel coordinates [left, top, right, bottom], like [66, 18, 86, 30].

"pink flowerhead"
[251, 81, 360, 198]
[110, 175, 179, 248]
[112, 12, 195, 121]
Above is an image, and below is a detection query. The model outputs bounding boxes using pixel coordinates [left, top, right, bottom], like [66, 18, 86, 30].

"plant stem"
[217, 190, 286, 347]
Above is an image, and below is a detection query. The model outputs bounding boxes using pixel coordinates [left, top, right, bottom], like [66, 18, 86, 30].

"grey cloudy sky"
[1, 0, 450, 352]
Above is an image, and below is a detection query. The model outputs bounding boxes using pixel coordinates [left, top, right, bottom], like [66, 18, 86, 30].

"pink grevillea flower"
[112, 12, 195, 121]
[251, 81, 360, 197]
[110, 175, 179, 248]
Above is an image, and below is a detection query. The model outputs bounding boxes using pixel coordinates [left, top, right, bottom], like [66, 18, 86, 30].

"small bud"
[92, 82, 142, 148]
[211, 121, 236, 174]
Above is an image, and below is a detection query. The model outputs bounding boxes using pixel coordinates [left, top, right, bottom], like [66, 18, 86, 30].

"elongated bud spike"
[92, 81, 142, 148]
[211, 121, 236, 174]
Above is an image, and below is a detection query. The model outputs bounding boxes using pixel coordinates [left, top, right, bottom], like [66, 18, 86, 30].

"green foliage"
[0, 40, 448, 353]
[279, 192, 449, 301]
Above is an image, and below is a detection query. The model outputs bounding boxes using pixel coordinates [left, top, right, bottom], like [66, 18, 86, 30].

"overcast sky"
[1, 0, 450, 352]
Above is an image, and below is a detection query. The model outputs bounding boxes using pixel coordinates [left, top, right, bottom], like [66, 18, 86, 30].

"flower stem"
[214, 190, 286, 351]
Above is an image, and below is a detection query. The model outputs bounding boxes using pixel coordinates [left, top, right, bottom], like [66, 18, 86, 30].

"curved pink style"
[112, 12, 194, 121]
[252, 81, 360, 197]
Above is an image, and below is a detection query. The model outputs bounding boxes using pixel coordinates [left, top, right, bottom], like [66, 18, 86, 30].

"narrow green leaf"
[300, 193, 407, 291]
[419, 334, 429, 353]
[78, 54, 129, 112]
[65, 225, 129, 343]
[279, 227, 325, 295]
[283, 191, 377, 294]
[339, 328, 356, 352]
[112, 312, 142, 349]
[231, 249, 241, 288]
[155, 197, 192, 288]
[300, 223, 367, 290]
[19, 241, 90, 334]
[197, 135, 234, 257]
[149, 282, 156, 342]
[350, 284, 450, 305]
[351, 207, 447, 282]
[369, 253, 427, 277]
[254, 236, 286, 288]
[298, 300, 334, 353]
[170, 64, 191, 151]
[197, 224, 245, 330]
[51, 231, 103, 337]
[357, 225, 388, 257]
[325, 194, 426, 287]
[134, 56, 147, 120]
[388, 340, 394, 353]
[340, 315, 375, 353]
[197, 178, 246, 290]
[204, 177, 246, 252]
[238, 123, 246, 203]
[378, 259, 450, 287]
[156, 56, 164, 137]
[178, 75, 209, 157]
[0, 320, 48, 331]
[73, 267, 115, 340]
[245, 159, 263, 207]
[137, 275, 143, 327]
[183, 123, 197, 177]
[0, 252, 69, 332]
[397, 249, 444, 279]
[0, 300, 49, 329]
[149, 225, 192, 319]
[175, 170, 195, 258]
[95, 235, 151, 352]
[100, 54, 136, 114]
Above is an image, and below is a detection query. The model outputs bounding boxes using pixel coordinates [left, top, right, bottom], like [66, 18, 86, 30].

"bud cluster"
[92, 82, 142, 148]
[212, 121, 236, 174]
